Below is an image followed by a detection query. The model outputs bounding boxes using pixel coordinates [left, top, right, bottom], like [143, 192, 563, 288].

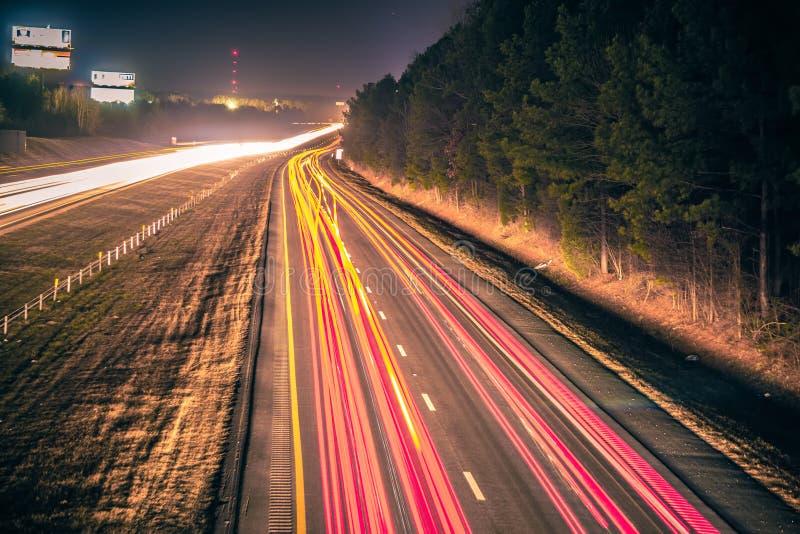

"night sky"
[2, 0, 472, 98]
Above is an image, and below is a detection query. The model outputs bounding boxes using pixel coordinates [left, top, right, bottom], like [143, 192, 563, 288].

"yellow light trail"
[282, 179, 306, 533]
[284, 145, 469, 532]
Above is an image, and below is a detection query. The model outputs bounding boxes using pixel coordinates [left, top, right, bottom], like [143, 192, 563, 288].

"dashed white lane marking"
[396, 344, 407, 357]
[463, 472, 486, 501]
[421, 393, 436, 412]
[366, 286, 372, 294]
[378, 311, 387, 320]
[355, 267, 360, 274]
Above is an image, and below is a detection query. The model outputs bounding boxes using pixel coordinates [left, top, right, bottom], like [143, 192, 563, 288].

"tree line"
[343, 0, 800, 355]
[0, 68, 314, 140]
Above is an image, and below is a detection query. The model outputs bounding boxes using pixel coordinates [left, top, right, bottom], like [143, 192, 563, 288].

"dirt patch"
[343, 163, 800, 512]
[0, 156, 278, 529]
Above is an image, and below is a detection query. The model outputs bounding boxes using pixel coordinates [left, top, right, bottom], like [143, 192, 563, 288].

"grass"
[0, 162, 239, 313]
[0, 137, 164, 169]
[0, 155, 277, 530]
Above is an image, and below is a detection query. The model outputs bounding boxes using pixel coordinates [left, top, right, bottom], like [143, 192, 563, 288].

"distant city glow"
[226, 100, 238, 110]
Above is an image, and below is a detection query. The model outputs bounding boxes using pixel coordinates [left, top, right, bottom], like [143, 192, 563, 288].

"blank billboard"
[91, 71, 136, 88]
[90, 87, 135, 104]
[12, 26, 71, 50]
[11, 48, 71, 70]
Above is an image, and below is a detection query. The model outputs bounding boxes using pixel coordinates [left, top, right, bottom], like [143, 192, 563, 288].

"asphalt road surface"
[235, 144, 799, 533]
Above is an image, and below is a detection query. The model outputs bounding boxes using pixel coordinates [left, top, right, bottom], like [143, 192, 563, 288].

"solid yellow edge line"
[282, 172, 307, 533]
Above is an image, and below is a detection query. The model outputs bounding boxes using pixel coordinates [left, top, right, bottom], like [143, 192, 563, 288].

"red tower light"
[231, 48, 240, 96]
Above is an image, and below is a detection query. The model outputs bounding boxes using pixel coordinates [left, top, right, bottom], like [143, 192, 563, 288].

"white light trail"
[0, 124, 343, 217]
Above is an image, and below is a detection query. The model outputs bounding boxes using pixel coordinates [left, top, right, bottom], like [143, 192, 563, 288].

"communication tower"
[231, 48, 239, 95]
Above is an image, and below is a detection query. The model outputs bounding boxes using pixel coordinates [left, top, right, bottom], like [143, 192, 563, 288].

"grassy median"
[0, 156, 277, 529]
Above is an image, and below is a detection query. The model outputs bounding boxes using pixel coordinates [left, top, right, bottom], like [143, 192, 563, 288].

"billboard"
[11, 47, 71, 70]
[90, 87, 135, 104]
[92, 71, 135, 88]
[12, 26, 71, 50]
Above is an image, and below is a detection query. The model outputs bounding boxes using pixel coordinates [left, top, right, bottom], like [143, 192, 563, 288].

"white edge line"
[421, 393, 436, 412]
[463, 471, 486, 501]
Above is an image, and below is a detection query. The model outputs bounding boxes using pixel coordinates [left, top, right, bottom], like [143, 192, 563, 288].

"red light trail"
[277, 144, 721, 533]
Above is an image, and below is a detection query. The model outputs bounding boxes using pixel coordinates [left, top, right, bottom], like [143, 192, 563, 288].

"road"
[236, 145, 780, 532]
[0, 125, 342, 231]
[0, 146, 181, 179]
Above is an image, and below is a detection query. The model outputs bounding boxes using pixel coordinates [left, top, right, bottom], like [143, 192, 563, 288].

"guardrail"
[1, 156, 269, 339]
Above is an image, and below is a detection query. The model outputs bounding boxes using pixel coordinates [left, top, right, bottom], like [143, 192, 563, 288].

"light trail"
[282, 180, 307, 533]
[0, 146, 181, 176]
[276, 144, 721, 532]
[298, 145, 720, 533]
[284, 146, 470, 532]
[0, 125, 342, 217]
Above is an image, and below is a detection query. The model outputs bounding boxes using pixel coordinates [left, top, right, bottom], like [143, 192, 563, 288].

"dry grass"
[0, 156, 276, 529]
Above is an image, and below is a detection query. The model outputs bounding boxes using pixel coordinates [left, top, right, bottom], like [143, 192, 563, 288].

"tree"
[514, 0, 647, 276]
[343, 75, 399, 170]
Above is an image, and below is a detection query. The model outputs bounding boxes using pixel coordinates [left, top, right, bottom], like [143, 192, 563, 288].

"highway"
[0, 125, 342, 230]
[237, 145, 740, 533]
[0, 146, 181, 178]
